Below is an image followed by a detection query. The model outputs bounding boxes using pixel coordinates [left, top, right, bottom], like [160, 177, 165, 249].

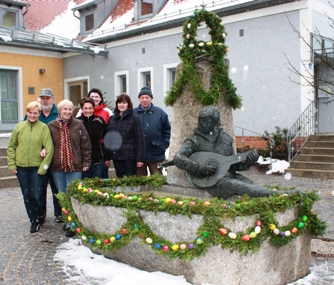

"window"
[85, 14, 94, 32]
[64, 77, 88, 117]
[0, 69, 18, 123]
[114, 71, 129, 98]
[2, 11, 16, 27]
[141, 0, 153, 16]
[137, 67, 153, 93]
[163, 63, 179, 96]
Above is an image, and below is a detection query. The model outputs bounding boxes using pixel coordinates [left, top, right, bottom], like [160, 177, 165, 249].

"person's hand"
[40, 148, 46, 157]
[245, 150, 259, 167]
[83, 166, 89, 171]
[137, 162, 144, 167]
[105, 160, 111, 167]
[11, 169, 17, 174]
[198, 164, 217, 176]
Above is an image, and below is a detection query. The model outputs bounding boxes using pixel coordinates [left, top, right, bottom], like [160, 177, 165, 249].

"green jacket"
[7, 120, 54, 175]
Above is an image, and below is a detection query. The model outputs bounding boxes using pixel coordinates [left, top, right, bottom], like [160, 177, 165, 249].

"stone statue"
[169, 105, 274, 199]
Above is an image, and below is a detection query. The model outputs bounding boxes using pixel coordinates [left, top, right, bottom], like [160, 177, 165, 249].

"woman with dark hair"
[104, 94, 145, 177]
[76, 88, 112, 123]
[77, 97, 109, 179]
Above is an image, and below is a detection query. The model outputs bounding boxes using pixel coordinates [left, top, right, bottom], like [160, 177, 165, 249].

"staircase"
[288, 134, 334, 179]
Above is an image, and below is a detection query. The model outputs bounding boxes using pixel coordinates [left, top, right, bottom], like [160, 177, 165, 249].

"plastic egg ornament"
[279, 232, 285, 237]
[154, 243, 161, 249]
[254, 226, 261, 234]
[187, 23, 191, 28]
[302, 215, 308, 222]
[256, 221, 262, 227]
[188, 243, 194, 249]
[165, 198, 171, 203]
[75, 228, 81, 233]
[219, 228, 228, 235]
[67, 216, 72, 222]
[63, 209, 69, 215]
[285, 230, 291, 236]
[104, 239, 110, 245]
[189, 44, 195, 48]
[228, 232, 237, 239]
[298, 222, 304, 229]
[196, 238, 204, 244]
[242, 235, 250, 242]
[203, 201, 211, 206]
[170, 199, 176, 204]
[146, 238, 153, 244]
[162, 245, 169, 252]
[172, 244, 179, 251]
[198, 42, 204, 47]
[206, 41, 212, 46]
[110, 236, 116, 242]
[71, 222, 76, 228]
[89, 238, 95, 244]
[96, 239, 102, 245]
[269, 224, 276, 230]
[250, 232, 257, 239]
[180, 244, 187, 250]
[81, 236, 87, 241]
[291, 227, 298, 234]
[186, 34, 190, 39]
[177, 201, 184, 206]
[273, 229, 280, 235]
[121, 228, 127, 235]
[115, 234, 122, 240]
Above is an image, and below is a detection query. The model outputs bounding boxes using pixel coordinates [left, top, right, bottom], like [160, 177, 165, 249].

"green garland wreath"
[57, 175, 326, 261]
[165, 8, 242, 108]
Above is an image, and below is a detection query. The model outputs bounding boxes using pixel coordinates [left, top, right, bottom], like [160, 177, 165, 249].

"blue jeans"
[113, 160, 137, 178]
[82, 161, 105, 179]
[16, 166, 46, 223]
[51, 171, 82, 193]
[42, 169, 62, 217]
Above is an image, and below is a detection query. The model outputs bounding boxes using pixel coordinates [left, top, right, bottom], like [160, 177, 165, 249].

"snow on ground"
[55, 239, 326, 285]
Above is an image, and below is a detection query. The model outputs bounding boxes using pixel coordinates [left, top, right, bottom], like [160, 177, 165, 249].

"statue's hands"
[198, 164, 217, 176]
[245, 150, 259, 167]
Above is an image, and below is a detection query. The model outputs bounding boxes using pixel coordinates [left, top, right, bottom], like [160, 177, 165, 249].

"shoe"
[66, 229, 76, 237]
[39, 216, 46, 225]
[63, 224, 69, 231]
[55, 216, 63, 223]
[30, 221, 40, 233]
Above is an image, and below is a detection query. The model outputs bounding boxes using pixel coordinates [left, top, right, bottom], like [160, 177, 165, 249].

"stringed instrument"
[186, 150, 253, 188]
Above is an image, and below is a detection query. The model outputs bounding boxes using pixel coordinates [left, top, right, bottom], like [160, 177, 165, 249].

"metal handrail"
[234, 126, 275, 169]
[287, 101, 317, 162]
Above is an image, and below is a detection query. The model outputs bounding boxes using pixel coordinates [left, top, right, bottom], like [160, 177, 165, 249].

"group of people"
[7, 86, 171, 237]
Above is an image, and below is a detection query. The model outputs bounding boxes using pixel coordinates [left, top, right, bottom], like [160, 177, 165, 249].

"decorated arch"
[165, 8, 242, 108]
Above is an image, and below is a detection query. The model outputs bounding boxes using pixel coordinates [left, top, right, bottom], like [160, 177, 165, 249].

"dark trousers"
[82, 161, 105, 179]
[113, 160, 137, 178]
[136, 161, 163, 176]
[42, 169, 62, 217]
[16, 166, 46, 223]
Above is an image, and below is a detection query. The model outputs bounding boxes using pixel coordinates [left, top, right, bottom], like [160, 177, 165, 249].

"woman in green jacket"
[7, 101, 54, 234]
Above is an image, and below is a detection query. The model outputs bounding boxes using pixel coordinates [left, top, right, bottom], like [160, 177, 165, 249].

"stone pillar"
[167, 57, 234, 187]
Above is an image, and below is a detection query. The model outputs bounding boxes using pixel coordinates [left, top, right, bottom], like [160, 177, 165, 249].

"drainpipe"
[73, 10, 80, 20]
[22, 3, 30, 16]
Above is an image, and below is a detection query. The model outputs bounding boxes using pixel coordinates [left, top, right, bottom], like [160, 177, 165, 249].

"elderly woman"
[48, 99, 91, 237]
[7, 101, 54, 233]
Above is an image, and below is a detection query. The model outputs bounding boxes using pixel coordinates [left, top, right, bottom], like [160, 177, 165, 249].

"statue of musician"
[172, 105, 273, 199]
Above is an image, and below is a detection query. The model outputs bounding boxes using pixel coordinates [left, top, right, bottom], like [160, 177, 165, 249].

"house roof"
[23, 0, 86, 31]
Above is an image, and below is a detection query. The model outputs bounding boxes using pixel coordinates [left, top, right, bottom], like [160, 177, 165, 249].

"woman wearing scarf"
[48, 99, 91, 237]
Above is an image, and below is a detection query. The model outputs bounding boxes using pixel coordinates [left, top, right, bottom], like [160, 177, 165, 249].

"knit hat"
[138, 86, 153, 98]
[39, 88, 54, 97]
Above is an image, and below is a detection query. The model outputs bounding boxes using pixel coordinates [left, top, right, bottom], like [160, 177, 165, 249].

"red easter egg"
[63, 210, 69, 215]
[121, 228, 127, 235]
[219, 228, 228, 235]
[162, 245, 169, 252]
[256, 221, 262, 227]
[104, 239, 110, 245]
[242, 235, 250, 242]
[75, 228, 81, 233]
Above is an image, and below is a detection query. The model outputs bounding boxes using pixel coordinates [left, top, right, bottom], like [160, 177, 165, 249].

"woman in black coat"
[104, 94, 145, 177]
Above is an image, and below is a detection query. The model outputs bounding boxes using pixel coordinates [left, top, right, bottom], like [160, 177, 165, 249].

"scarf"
[56, 117, 75, 172]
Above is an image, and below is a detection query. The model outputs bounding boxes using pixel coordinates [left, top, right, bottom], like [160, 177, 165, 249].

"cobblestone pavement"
[1, 145, 334, 284]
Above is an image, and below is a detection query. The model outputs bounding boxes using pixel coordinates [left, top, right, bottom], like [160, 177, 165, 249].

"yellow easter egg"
[269, 224, 276, 230]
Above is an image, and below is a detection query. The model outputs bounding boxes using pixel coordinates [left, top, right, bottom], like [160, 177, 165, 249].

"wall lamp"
[39, 68, 45, 74]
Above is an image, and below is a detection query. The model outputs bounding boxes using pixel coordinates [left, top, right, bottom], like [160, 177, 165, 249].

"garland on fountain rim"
[164, 8, 242, 108]
[57, 175, 326, 261]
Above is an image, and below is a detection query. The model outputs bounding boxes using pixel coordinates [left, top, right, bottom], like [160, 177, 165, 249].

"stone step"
[0, 166, 15, 177]
[300, 147, 334, 155]
[290, 161, 334, 171]
[288, 168, 334, 179]
[309, 134, 334, 141]
[294, 154, 334, 163]
[304, 141, 334, 148]
[0, 148, 7, 156]
[0, 176, 19, 189]
[0, 156, 7, 166]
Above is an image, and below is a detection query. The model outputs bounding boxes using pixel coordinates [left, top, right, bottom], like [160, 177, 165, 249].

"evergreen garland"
[165, 8, 242, 108]
[57, 176, 326, 261]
